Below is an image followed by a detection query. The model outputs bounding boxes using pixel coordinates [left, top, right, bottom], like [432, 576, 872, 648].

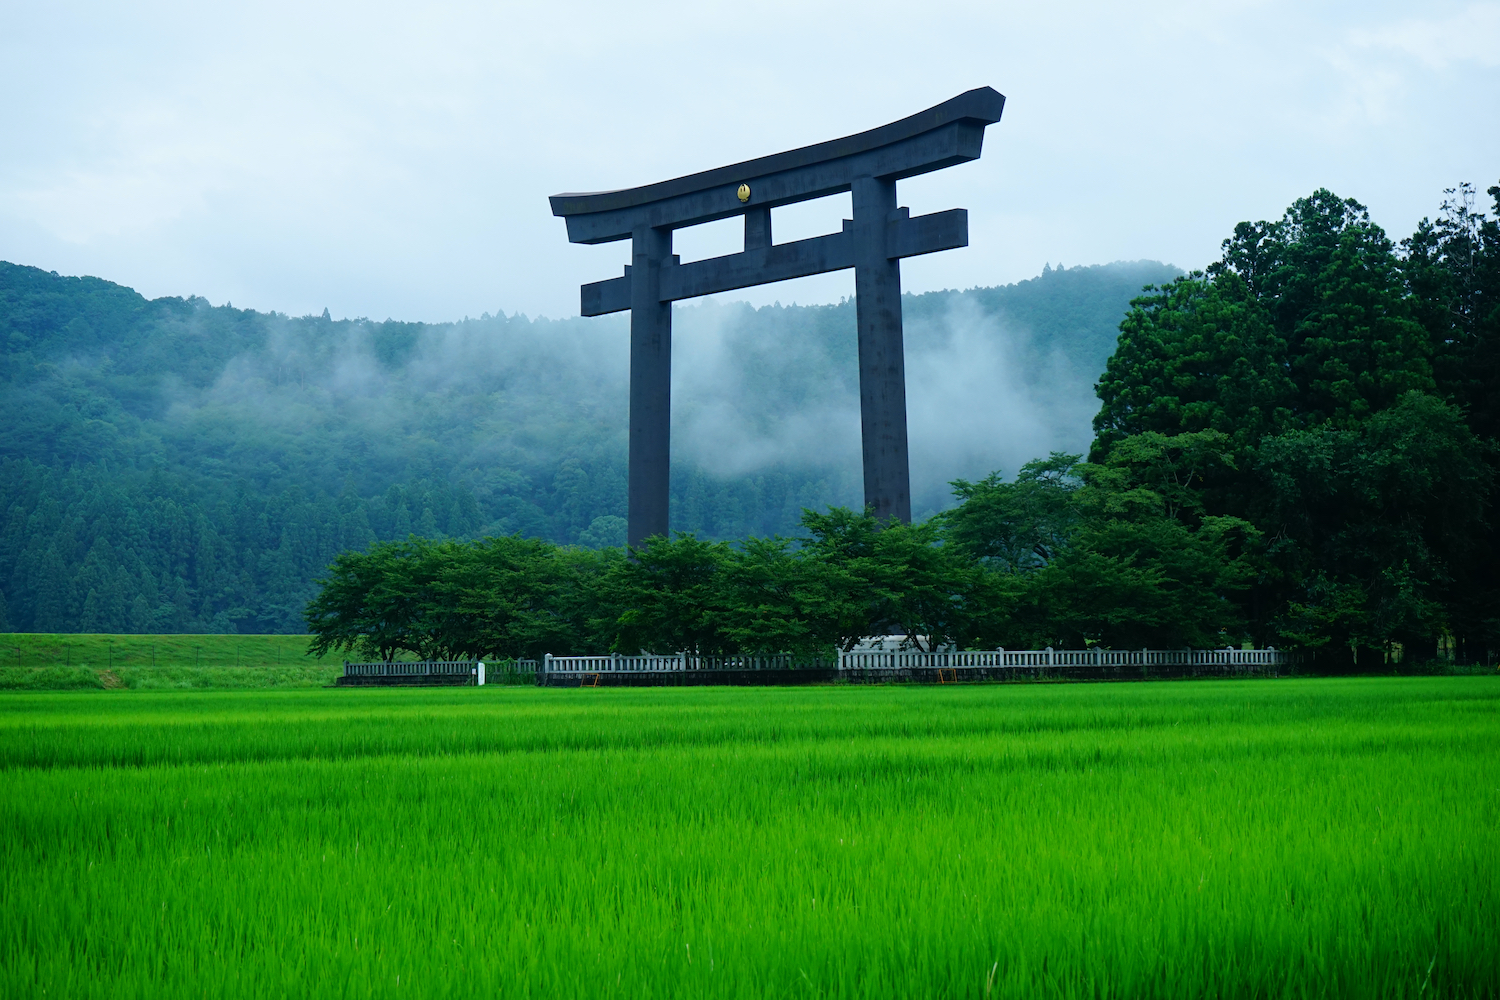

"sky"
[2, 0, 1496, 324]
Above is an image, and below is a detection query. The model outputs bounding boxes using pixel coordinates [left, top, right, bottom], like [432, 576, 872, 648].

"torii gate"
[550, 87, 1005, 547]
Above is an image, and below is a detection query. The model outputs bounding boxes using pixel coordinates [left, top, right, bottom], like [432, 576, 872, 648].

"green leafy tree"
[942, 453, 1083, 572]
[1257, 392, 1489, 665]
[799, 508, 979, 652]
[602, 534, 737, 656]
[1402, 181, 1500, 660]
[1213, 189, 1434, 427]
[1087, 186, 1495, 663]
[964, 434, 1260, 650]
[717, 536, 837, 658]
[439, 536, 614, 660]
[305, 538, 456, 662]
[1093, 275, 1293, 457]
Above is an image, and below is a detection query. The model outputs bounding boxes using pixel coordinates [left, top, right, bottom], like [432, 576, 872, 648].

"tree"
[438, 535, 607, 660]
[1257, 392, 1489, 666]
[1010, 434, 1257, 649]
[1086, 186, 1495, 663]
[1213, 189, 1434, 428]
[304, 539, 452, 662]
[717, 535, 837, 658]
[1403, 181, 1500, 660]
[942, 453, 1082, 572]
[1093, 275, 1292, 457]
[799, 508, 979, 652]
[602, 534, 737, 656]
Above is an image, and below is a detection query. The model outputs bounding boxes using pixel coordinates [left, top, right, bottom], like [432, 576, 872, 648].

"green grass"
[1, 679, 1496, 998]
[0, 632, 331, 669]
[0, 633, 339, 689]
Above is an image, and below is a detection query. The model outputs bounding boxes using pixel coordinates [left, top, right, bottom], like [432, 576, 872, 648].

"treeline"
[307, 452, 1260, 662]
[309, 184, 1500, 667]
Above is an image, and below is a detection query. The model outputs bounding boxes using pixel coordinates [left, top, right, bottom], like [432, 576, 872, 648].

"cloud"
[666, 293, 1098, 515]
[905, 295, 1093, 512]
[1348, 3, 1500, 70]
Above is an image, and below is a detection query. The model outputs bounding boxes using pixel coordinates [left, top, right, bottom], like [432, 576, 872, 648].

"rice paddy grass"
[1, 678, 1496, 998]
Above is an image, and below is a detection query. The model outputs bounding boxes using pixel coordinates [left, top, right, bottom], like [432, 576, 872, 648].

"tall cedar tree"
[1093, 188, 1495, 665]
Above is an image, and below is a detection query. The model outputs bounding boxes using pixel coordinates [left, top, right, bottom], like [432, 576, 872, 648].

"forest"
[307, 185, 1500, 668]
[0, 250, 1170, 634]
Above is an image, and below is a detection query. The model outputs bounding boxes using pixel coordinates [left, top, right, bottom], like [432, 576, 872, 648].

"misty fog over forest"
[0, 259, 1177, 632]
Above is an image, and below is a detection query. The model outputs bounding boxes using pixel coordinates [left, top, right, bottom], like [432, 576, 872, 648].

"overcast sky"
[2, 0, 1496, 323]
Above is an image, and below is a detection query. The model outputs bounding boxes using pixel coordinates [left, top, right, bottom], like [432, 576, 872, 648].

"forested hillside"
[0, 259, 1176, 633]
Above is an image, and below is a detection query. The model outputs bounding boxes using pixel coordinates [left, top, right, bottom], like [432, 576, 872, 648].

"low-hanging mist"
[670, 287, 1110, 518]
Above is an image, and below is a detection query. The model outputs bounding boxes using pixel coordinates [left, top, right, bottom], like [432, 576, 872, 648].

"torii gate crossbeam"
[550, 87, 1005, 547]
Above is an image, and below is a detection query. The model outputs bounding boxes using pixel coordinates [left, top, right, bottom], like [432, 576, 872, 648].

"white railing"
[540, 646, 1291, 679]
[543, 653, 827, 674]
[342, 650, 1288, 684]
[838, 646, 1289, 671]
[342, 659, 539, 685]
[344, 659, 479, 678]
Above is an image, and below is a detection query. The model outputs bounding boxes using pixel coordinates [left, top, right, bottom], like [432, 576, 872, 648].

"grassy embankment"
[0, 633, 338, 689]
[1, 677, 1496, 998]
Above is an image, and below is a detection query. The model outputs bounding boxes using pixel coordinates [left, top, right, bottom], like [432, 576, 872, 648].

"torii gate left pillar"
[627, 224, 673, 551]
[550, 87, 1005, 548]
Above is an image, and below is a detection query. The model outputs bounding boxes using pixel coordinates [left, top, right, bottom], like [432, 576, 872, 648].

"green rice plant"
[0, 678, 1496, 998]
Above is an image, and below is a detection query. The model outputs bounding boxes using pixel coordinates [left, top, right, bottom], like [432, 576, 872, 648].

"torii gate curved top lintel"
[550, 87, 1005, 548]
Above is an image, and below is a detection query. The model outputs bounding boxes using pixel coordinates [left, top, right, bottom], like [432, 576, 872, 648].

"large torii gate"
[550, 87, 1005, 548]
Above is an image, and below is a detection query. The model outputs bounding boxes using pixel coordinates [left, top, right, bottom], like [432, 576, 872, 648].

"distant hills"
[0, 259, 1179, 633]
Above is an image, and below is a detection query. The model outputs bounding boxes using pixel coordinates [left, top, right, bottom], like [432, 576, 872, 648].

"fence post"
[1046, 646, 1053, 668]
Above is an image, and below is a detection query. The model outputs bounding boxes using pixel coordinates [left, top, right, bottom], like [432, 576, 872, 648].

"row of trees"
[307, 183, 1499, 668]
[306, 446, 1262, 662]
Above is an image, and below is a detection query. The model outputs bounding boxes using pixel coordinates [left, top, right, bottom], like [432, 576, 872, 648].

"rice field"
[1, 678, 1496, 998]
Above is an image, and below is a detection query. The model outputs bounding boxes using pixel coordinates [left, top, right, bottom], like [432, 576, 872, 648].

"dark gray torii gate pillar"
[851, 175, 909, 524]
[550, 87, 1005, 548]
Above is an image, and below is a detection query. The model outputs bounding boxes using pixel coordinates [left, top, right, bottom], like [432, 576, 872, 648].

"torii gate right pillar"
[851, 175, 911, 524]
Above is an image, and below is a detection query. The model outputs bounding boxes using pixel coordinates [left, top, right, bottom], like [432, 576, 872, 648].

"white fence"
[544, 653, 822, 674]
[541, 647, 1290, 681]
[341, 659, 540, 685]
[343, 659, 483, 682]
[837, 646, 1288, 671]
